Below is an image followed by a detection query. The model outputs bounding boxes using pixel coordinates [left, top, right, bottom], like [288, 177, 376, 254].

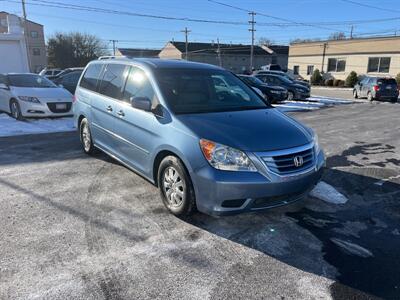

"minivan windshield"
[156, 69, 270, 114]
[8, 74, 57, 88]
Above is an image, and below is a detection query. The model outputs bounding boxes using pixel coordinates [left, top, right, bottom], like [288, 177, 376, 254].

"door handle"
[106, 105, 113, 112]
[117, 110, 125, 117]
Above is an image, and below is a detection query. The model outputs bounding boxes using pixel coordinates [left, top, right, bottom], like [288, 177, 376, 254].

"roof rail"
[98, 55, 118, 60]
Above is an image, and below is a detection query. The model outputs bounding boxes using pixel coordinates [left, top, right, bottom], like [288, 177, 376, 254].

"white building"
[0, 14, 30, 73]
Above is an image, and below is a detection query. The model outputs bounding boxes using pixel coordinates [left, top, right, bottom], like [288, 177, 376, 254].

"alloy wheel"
[81, 122, 91, 152]
[162, 166, 185, 207]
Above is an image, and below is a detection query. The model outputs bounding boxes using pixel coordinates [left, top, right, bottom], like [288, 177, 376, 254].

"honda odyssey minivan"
[74, 58, 325, 216]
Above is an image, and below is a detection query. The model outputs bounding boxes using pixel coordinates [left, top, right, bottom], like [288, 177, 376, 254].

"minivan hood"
[176, 108, 312, 152]
[11, 87, 72, 99]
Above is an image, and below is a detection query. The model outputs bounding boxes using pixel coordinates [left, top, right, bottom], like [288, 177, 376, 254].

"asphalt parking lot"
[1, 100, 399, 299]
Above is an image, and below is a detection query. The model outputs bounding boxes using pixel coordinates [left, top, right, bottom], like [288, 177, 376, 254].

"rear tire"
[391, 97, 398, 103]
[158, 156, 196, 217]
[353, 89, 358, 99]
[79, 118, 96, 155]
[9, 99, 23, 120]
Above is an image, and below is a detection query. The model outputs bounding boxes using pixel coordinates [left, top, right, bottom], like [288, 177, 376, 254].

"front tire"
[158, 156, 196, 217]
[10, 99, 23, 120]
[79, 118, 96, 154]
[287, 91, 294, 101]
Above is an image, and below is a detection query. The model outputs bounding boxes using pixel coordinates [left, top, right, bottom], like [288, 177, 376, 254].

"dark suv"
[256, 74, 310, 100]
[353, 77, 398, 102]
[237, 75, 287, 103]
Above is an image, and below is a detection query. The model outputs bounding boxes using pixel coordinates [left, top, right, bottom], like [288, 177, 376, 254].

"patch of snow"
[310, 181, 348, 204]
[0, 113, 75, 137]
[308, 96, 353, 104]
[330, 238, 373, 258]
[274, 102, 321, 112]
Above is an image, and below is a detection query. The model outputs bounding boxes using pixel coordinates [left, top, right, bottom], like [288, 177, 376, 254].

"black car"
[353, 77, 398, 102]
[237, 75, 287, 103]
[53, 70, 83, 94]
[255, 74, 310, 100]
[48, 67, 84, 81]
[255, 70, 310, 89]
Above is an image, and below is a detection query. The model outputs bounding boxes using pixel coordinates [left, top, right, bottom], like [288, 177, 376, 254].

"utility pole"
[248, 12, 256, 72]
[181, 27, 191, 60]
[321, 42, 327, 73]
[217, 38, 222, 67]
[21, 0, 31, 72]
[109, 39, 118, 56]
[350, 25, 354, 39]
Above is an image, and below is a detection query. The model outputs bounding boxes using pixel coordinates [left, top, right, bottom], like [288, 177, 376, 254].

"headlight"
[313, 133, 320, 154]
[200, 139, 257, 172]
[18, 96, 40, 103]
[295, 88, 305, 92]
[270, 90, 280, 94]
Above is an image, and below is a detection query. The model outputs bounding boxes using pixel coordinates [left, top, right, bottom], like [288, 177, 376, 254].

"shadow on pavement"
[186, 167, 400, 299]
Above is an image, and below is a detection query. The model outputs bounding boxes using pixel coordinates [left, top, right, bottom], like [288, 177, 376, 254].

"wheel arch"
[152, 149, 192, 187]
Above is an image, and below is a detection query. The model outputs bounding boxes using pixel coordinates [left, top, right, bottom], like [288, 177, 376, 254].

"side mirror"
[0, 83, 9, 90]
[130, 96, 152, 112]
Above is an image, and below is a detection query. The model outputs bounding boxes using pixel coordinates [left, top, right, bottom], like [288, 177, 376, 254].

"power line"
[339, 0, 400, 14]
[207, 0, 351, 33]
[10, 0, 248, 25]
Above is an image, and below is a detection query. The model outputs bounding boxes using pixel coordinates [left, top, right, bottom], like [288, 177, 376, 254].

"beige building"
[0, 11, 47, 73]
[288, 36, 400, 80]
[159, 41, 288, 73]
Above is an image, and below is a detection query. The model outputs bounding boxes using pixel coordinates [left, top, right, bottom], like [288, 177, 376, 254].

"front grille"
[47, 102, 72, 113]
[252, 190, 308, 209]
[262, 147, 314, 175]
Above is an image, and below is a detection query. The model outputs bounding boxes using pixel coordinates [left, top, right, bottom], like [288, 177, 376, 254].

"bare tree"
[329, 32, 346, 40]
[47, 32, 109, 68]
[258, 37, 274, 46]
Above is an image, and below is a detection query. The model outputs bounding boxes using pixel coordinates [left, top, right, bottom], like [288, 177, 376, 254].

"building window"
[367, 57, 391, 73]
[307, 65, 314, 75]
[293, 65, 299, 75]
[32, 48, 40, 56]
[327, 58, 346, 72]
[30, 31, 39, 38]
[0, 18, 7, 27]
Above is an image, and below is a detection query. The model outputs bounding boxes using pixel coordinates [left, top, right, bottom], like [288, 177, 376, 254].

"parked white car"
[39, 68, 62, 77]
[0, 73, 73, 120]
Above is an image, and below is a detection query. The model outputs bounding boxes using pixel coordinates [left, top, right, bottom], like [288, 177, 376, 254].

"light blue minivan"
[74, 57, 325, 216]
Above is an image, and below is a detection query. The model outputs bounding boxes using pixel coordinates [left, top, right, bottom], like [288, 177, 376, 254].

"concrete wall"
[288, 36, 400, 80]
[158, 42, 182, 59]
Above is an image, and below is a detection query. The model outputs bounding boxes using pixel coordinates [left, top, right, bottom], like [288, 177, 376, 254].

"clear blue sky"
[3, 0, 400, 51]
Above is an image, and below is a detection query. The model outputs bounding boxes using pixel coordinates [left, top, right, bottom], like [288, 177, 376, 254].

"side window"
[0, 74, 6, 84]
[62, 72, 81, 85]
[123, 67, 157, 105]
[98, 64, 129, 100]
[80, 63, 103, 92]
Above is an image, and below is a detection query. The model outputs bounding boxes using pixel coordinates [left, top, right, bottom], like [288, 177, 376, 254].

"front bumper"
[191, 149, 325, 216]
[269, 91, 287, 102]
[295, 91, 310, 99]
[19, 100, 73, 117]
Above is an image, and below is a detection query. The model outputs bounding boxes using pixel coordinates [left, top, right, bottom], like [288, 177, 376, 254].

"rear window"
[377, 78, 397, 85]
[79, 63, 103, 92]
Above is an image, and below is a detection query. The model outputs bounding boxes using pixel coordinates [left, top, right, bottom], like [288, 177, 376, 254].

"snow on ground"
[275, 96, 354, 112]
[310, 181, 348, 204]
[0, 113, 75, 137]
